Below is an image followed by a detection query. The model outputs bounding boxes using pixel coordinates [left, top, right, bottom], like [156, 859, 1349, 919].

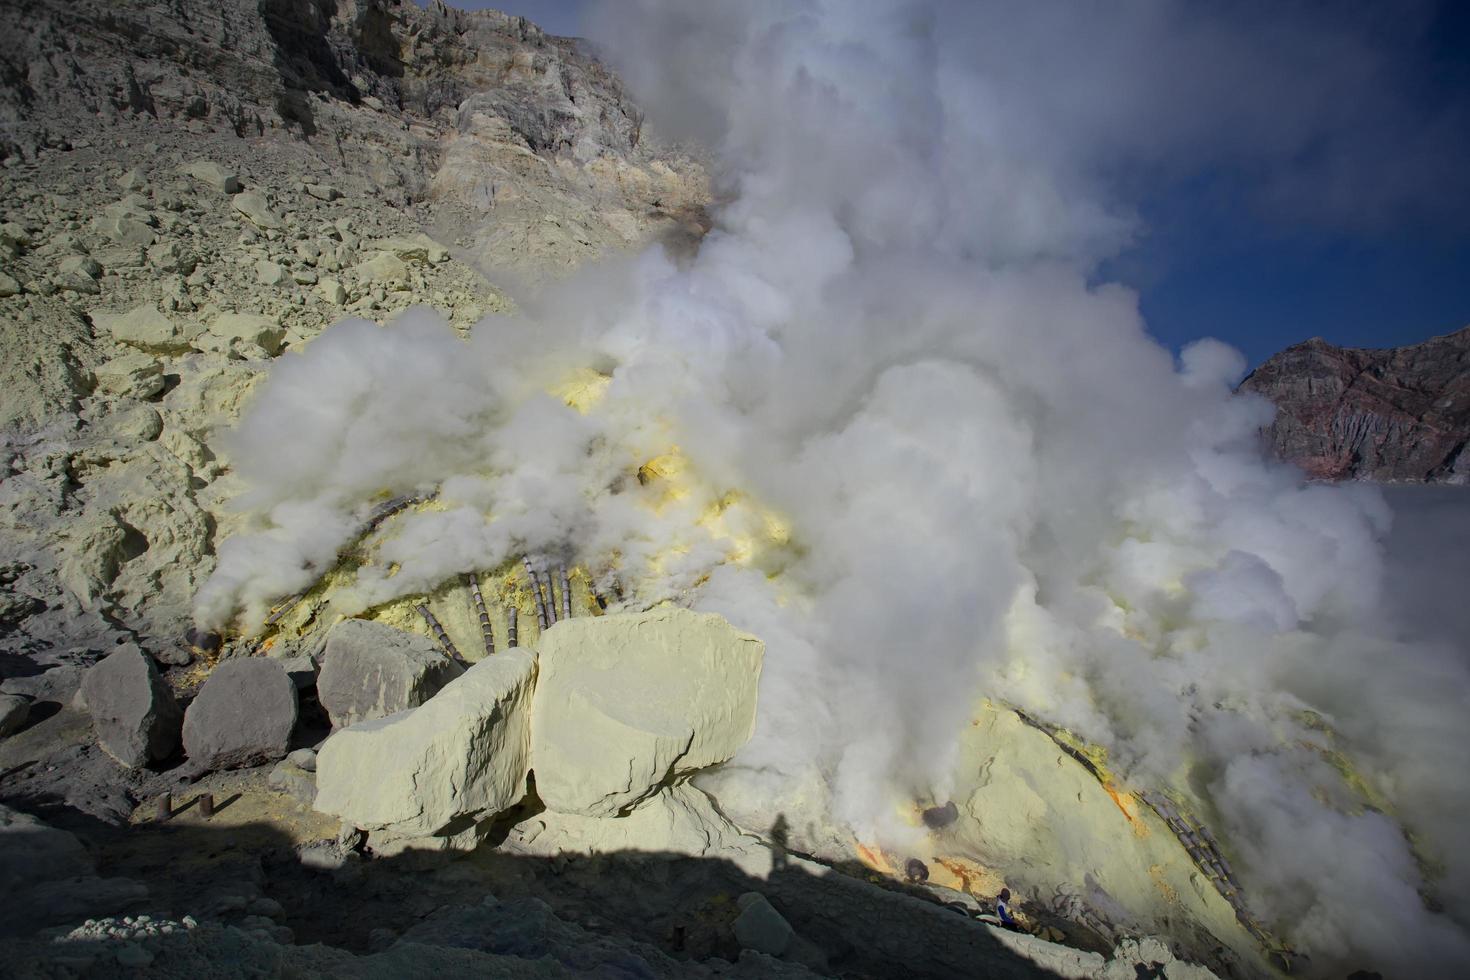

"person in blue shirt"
[996, 888, 1021, 931]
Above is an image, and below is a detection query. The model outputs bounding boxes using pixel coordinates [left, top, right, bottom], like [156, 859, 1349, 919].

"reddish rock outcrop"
[1239, 326, 1470, 483]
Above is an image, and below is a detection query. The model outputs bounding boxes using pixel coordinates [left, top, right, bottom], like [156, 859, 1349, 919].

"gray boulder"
[180, 160, 241, 195]
[267, 758, 316, 806]
[317, 618, 463, 728]
[182, 658, 298, 771]
[734, 893, 794, 956]
[80, 646, 182, 768]
[277, 655, 319, 690]
[0, 693, 29, 737]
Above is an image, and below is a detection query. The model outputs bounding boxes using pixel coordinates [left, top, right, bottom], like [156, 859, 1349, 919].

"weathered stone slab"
[80, 646, 182, 768]
[182, 658, 297, 771]
[314, 648, 536, 846]
[317, 619, 463, 729]
[530, 607, 764, 817]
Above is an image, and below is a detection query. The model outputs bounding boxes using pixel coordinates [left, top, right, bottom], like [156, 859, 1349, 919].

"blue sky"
[423, 1, 1470, 366]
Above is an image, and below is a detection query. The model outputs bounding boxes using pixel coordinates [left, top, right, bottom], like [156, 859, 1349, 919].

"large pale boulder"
[317, 619, 464, 728]
[80, 646, 182, 768]
[315, 649, 536, 850]
[231, 191, 283, 230]
[93, 351, 164, 397]
[510, 782, 757, 861]
[369, 233, 449, 265]
[91, 303, 201, 354]
[355, 251, 408, 285]
[530, 607, 764, 817]
[207, 312, 285, 355]
[182, 658, 298, 770]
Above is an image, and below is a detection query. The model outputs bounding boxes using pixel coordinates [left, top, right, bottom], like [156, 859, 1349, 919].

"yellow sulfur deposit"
[551, 367, 612, 414]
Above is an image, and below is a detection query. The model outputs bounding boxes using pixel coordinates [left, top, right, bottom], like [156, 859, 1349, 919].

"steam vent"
[3, 0, 1469, 977]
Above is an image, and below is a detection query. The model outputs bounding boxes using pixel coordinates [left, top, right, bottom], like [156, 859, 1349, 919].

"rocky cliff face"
[0, 0, 707, 665]
[1239, 327, 1470, 483]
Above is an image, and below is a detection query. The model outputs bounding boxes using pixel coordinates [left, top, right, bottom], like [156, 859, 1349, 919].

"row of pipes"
[264, 491, 441, 628]
[413, 558, 577, 662]
[1013, 710, 1296, 970]
[1135, 790, 1296, 969]
[261, 491, 594, 669]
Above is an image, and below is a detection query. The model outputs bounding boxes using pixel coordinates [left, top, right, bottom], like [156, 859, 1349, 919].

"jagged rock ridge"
[1240, 326, 1470, 482]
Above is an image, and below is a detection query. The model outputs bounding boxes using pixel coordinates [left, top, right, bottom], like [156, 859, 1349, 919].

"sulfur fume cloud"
[198, 2, 1470, 973]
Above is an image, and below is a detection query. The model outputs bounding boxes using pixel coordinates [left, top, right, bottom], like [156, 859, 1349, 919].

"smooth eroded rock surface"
[317, 618, 464, 729]
[182, 657, 297, 770]
[530, 607, 764, 817]
[315, 648, 536, 848]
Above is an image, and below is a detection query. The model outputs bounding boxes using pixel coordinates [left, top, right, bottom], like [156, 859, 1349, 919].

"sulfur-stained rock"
[512, 782, 757, 862]
[207, 312, 285, 355]
[91, 303, 201, 354]
[530, 607, 764, 817]
[182, 658, 297, 771]
[317, 619, 464, 729]
[254, 260, 290, 286]
[80, 646, 182, 768]
[316, 277, 347, 305]
[92, 352, 164, 398]
[314, 648, 536, 849]
[355, 251, 408, 286]
[369, 233, 449, 266]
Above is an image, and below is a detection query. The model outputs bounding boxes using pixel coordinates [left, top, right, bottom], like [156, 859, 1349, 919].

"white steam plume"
[197, 1, 1470, 973]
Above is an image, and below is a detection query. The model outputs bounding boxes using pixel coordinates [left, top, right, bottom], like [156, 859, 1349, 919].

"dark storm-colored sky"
[422, 0, 1470, 366]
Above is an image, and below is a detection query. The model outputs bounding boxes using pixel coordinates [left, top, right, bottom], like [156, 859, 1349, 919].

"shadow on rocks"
[0, 800, 1080, 980]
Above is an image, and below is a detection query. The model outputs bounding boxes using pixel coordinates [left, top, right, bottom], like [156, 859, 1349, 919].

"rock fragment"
[316, 277, 346, 304]
[80, 646, 182, 768]
[56, 255, 102, 293]
[267, 757, 317, 805]
[91, 303, 201, 353]
[254, 260, 290, 286]
[181, 160, 241, 194]
[314, 648, 536, 851]
[317, 618, 464, 728]
[94, 214, 156, 247]
[355, 251, 407, 286]
[93, 352, 164, 398]
[530, 607, 764, 817]
[147, 240, 196, 274]
[207, 312, 285, 354]
[733, 893, 795, 956]
[0, 693, 30, 737]
[231, 191, 283, 230]
[182, 658, 298, 771]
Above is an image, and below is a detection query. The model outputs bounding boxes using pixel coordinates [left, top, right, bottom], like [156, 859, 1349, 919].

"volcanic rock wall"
[1240, 326, 1470, 483]
[0, 0, 707, 668]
